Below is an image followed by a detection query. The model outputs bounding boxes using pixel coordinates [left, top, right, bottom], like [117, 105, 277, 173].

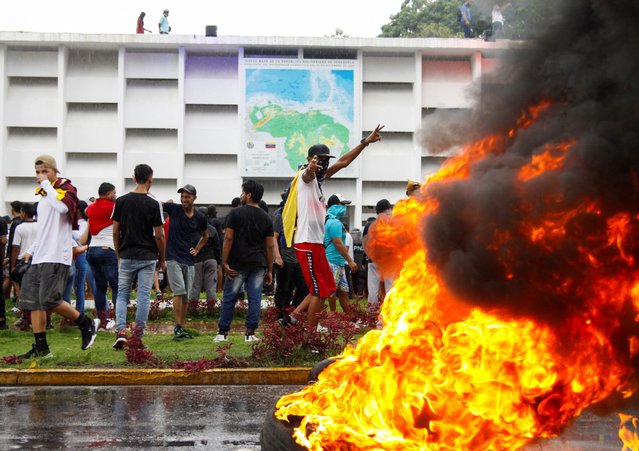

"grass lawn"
[0, 297, 372, 369]
[0, 327, 257, 369]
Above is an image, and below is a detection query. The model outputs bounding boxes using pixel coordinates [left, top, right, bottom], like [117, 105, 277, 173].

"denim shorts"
[166, 260, 194, 298]
[19, 263, 70, 310]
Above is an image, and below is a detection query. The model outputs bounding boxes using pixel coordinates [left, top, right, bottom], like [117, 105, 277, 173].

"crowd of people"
[0, 128, 425, 359]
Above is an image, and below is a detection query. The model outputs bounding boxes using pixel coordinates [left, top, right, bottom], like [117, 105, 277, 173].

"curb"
[0, 368, 311, 386]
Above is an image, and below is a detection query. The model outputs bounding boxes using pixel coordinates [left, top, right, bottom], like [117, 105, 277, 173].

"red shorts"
[294, 242, 336, 299]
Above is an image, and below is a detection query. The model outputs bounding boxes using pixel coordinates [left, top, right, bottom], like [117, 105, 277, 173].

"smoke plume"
[422, 0, 639, 329]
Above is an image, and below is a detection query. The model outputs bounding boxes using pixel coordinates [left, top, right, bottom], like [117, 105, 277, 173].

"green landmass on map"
[249, 103, 350, 171]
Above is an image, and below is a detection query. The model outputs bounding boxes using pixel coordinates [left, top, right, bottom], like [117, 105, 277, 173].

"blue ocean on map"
[246, 68, 354, 123]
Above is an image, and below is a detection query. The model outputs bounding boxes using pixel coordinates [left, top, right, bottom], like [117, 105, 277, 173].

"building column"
[117, 46, 126, 194]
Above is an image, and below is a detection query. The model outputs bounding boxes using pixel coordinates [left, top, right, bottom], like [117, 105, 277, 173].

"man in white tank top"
[279, 124, 384, 333]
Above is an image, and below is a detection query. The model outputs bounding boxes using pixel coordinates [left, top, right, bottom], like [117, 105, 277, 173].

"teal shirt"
[324, 204, 347, 266]
[159, 15, 170, 33]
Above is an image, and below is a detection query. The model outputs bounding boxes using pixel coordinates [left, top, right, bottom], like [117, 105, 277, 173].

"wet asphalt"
[0, 385, 300, 450]
[0, 385, 637, 450]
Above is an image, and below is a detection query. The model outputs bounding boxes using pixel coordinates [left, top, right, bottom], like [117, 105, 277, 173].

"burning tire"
[260, 408, 306, 451]
[260, 358, 337, 450]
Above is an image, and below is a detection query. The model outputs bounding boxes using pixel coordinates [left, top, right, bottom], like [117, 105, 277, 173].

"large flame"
[275, 102, 639, 450]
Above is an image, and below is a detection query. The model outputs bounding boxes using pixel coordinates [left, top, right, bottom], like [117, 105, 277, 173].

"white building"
[0, 32, 511, 226]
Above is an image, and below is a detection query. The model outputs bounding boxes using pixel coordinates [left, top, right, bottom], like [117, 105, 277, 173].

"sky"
[0, 0, 405, 38]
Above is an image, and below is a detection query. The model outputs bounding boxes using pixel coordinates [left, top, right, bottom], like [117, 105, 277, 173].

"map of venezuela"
[245, 66, 355, 173]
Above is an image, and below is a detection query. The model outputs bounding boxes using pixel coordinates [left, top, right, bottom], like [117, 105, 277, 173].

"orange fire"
[275, 102, 639, 450]
[620, 414, 639, 451]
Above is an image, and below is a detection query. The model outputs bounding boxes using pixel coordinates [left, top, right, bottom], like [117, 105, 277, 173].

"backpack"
[457, 9, 462, 23]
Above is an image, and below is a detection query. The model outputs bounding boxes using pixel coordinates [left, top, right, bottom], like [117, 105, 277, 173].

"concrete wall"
[0, 32, 511, 226]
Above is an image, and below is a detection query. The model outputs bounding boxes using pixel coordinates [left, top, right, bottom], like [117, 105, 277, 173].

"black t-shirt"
[362, 219, 376, 264]
[194, 223, 221, 264]
[112, 192, 164, 260]
[7, 217, 22, 251]
[0, 217, 7, 261]
[226, 205, 274, 270]
[272, 208, 298, 265]
[210, 217, 224, 246]
[163, 203, 207, 265]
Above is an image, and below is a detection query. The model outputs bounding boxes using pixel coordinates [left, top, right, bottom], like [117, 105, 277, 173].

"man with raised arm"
[279, 125, 384, 333]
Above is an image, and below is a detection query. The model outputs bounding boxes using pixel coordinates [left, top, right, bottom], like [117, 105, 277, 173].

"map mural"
[241, 59, 359, 177]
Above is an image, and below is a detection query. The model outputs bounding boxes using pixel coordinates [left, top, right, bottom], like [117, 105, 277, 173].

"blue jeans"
[63, 253, 89, 314]
[462, 22, 472, 38]
[115, 259, 156, 334]
[218, 267, 266, 333]
[87, 247, 119, 314]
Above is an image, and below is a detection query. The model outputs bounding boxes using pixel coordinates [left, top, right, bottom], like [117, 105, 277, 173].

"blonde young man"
[18, 155, 99, 358]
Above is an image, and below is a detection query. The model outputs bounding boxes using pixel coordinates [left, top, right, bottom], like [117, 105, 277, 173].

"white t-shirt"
[295, 176, 326, 244]
[13, 221, 38, 260]
[492, 8, 504, 23]
[89, 224, 114, 249]
[345, 232, 354, 261]
[73, 218, 88, 244]
[31, 179, 74, 266]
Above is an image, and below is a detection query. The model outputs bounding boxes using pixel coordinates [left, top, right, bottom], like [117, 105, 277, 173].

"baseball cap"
[327, 193, 351, 207]
[307, 144, 335, 159]
[177, 184, 197, 195]
[406, 179, 421, 195]
[34, 154, 59, 173]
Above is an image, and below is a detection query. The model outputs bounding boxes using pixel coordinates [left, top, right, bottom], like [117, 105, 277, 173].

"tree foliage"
[380, 0, 464, 38]
[379, 0, 555, 40]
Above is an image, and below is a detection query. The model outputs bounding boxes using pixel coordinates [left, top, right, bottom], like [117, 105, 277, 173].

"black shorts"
[19, 263, 70, 311]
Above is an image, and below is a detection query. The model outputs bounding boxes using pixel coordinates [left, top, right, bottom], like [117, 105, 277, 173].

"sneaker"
[173, 326, 194, 341]
[316, 324, 329, 334]
[105, 319, 116, 331]
[353, 319, 366, 329]
[213, 333, 228, 343]
[80, 318, 100, 350]
[18, 344, 52, 359]
[277, 315, 298, 328]
[113, 331, 128, 350]
[245, 334, 260, 342]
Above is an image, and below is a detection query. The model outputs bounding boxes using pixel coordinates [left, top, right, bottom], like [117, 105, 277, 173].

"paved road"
[0, 385, 299, 450]
[0, 386, 636, 450]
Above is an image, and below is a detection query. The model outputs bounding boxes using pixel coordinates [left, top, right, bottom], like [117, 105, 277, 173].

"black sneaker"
[173, 326, 194, 341]
[113, 331, 128, 350]
[277, 315, 298, 328]
[18, 344, 52, 359]
[80, 318, 100, 350]
[277, 315, 290, 328]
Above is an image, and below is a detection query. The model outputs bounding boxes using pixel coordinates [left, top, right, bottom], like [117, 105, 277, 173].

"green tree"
[379, 0, 554, 40]
[379, 0, 467, 38]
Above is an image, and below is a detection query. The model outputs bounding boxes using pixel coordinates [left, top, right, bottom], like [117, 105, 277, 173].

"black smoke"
[422, 0, 639, 326]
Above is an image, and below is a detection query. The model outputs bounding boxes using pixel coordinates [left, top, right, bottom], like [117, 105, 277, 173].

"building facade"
[0, 32, 511, 226]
